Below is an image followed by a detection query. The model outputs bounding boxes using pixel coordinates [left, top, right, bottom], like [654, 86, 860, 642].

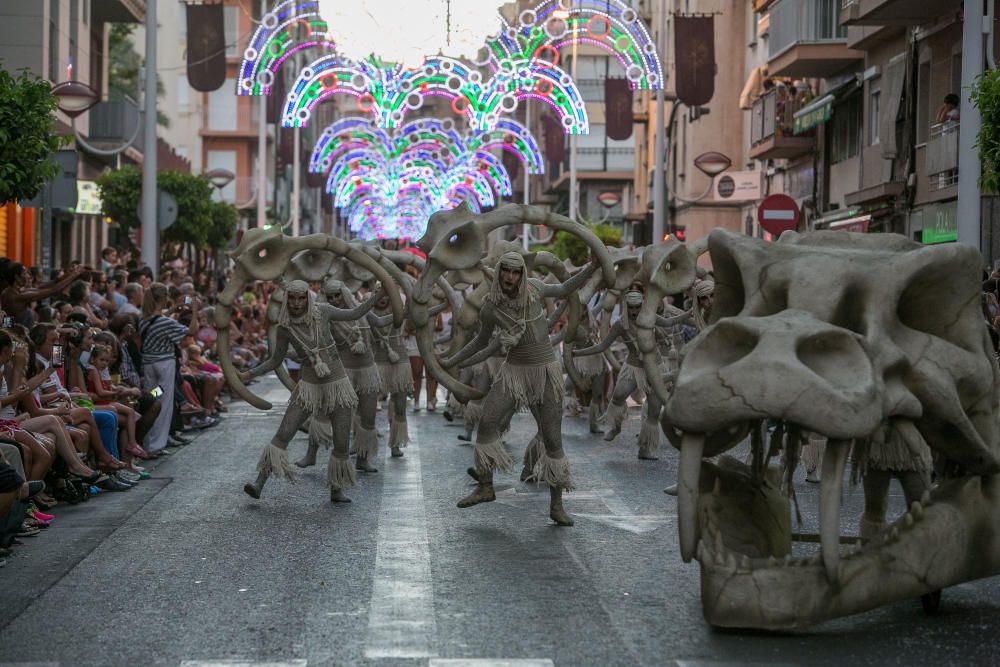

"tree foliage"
[0, 66, 66, 203]
[539, 223, 623, 266]
[96, 167, 237, 249]
[108, 24, 169, 127]
[972, 69, 1000, 193]
[206, 199, 239, 250]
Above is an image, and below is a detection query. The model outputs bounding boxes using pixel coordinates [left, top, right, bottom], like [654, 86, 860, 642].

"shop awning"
[793, 78, 860, 135]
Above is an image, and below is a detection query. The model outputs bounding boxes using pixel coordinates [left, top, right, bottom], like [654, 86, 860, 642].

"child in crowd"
[85, 344, 145, 459]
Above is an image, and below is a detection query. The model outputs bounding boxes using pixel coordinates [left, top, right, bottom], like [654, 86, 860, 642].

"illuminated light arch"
[487, 0, 664, 90]
[237, 0, 336, 96]
[312, 116, 545, 241]
[284, 55, 588, 133]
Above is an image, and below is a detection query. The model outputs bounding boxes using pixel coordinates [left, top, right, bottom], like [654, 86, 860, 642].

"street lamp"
[672, 150, 732, 204]
[692, 151, 733, 178]
[205, 168, 235, 200]
[51, 81, 100, 118]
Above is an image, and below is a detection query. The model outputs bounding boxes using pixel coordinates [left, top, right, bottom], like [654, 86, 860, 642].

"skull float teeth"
[659, 229, 1000, 630]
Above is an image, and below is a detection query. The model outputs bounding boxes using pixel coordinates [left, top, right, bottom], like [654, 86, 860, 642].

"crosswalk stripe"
[363, 431, 437, 659]
[428, 661, 555, 667]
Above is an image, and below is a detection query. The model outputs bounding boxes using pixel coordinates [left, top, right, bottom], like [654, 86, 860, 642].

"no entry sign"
[757, 194, 800, 236]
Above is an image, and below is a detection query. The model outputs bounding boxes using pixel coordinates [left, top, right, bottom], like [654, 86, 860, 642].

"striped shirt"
[139, 314, 189, 364]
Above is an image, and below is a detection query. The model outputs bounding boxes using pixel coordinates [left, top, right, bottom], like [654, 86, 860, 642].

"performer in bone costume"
[444, 251, 596, 526]
[574, 290, 688, 460]
[239, 280, 378, 503]
[295, 278, 383, 473]
[368, 291, 412, 458]
[566, 307, 608, 434]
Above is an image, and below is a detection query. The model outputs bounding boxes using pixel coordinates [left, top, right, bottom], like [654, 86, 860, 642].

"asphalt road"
[2, 376, 999, 667]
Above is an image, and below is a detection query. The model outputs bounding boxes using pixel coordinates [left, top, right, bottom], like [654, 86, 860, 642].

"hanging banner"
[501, 148, 521, 182]
[267, 70, 287, 125]
[186, 4, 226, 92]
[674, 15, 716, 108]
[305, 170, 327, 189]
[542, 114, 565, 165]
[605, 77, 634, 141]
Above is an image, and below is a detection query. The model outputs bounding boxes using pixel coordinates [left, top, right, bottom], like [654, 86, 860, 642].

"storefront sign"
[74, 181, 102, 215]
[921, 200, 958, 244]
[713, 170, 762, 202]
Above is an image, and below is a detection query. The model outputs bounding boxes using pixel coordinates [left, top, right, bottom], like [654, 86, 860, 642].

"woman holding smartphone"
[139, 283, 200, 456]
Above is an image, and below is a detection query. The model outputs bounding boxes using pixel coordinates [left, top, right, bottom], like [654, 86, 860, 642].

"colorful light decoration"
[312, 117, 544, 241]
[487, 0, 663, 90]
[282, 54, 587, 133]
[237, 0, 663, 134]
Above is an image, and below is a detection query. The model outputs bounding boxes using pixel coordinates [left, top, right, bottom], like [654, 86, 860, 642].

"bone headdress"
[408, 203, 617, 403]
[661, 228, 1000, 629]
[216, 229, 405, 410]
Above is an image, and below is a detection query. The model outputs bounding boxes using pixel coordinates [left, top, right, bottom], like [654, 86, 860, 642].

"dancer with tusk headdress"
[444, 251, 597, 526]
[295, 278, 384, 474]
[574, 290, 690, 460]
[367, 290, 413, 458]
[238, 280, 380, 503]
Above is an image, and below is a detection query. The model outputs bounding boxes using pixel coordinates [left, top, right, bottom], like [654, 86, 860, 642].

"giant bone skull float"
[657, 228, 1000, 629]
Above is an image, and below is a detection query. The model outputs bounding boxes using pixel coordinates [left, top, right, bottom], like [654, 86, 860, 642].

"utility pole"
[257, 0, 269, 228]
[957, 0, 983, 249]
[568, 16, 579, 222]
[652, 0, 667, 245]
[291, 49, 301, 236]
[140, 0, 158, 276]
[523, 96, 531, 249]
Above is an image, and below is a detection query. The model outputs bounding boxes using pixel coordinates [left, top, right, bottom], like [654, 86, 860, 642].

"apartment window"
[869, 87, 880, 146]
[224, 6, 238, 57]
[177, 74, 190, 112]
[571, 55, 609, 103]
[917, 61, 931, 144]
[48, 0, 60, 82]
[830, 93, 861, 164]
[208, 79, 237, 130]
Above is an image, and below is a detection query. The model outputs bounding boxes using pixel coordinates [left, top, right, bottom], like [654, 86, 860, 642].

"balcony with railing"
[768, 0, 862, 78]
[88, 95, 144, 156]
[92, 0, 145, 23]
[749, 89, 816, 160]
[925, 121, 959, 191]
[839, 0, 958, 26]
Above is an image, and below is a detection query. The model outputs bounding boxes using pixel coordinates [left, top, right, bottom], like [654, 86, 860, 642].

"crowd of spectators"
[0, 247, 271, 567]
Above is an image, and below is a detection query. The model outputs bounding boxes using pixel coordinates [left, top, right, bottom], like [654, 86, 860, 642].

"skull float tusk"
[679, 432, 706, 562]
[820, 439, 851, 585]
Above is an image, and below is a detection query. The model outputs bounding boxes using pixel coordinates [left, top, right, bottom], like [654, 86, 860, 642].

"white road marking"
[364, 431, 437, 659]
[429, 661, 555, 667]
[573, 513, 675, 534]
[495, 487, 670, 532]
[179, 662, 307, 667]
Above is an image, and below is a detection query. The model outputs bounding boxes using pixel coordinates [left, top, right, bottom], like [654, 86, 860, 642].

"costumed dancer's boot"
[603, 401, 627, 442]
[549, 486, 574, 526]
[588, 401, 603, 434]
[295, 441, 319, 468]
[458, 469, 496, 507]
[243, 469, 270, 499]
[328, 451, 357, 503]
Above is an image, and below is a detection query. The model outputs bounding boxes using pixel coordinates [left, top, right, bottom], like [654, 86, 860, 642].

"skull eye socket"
[448, 233, 460, 245]
[258, 249, 268, 258]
